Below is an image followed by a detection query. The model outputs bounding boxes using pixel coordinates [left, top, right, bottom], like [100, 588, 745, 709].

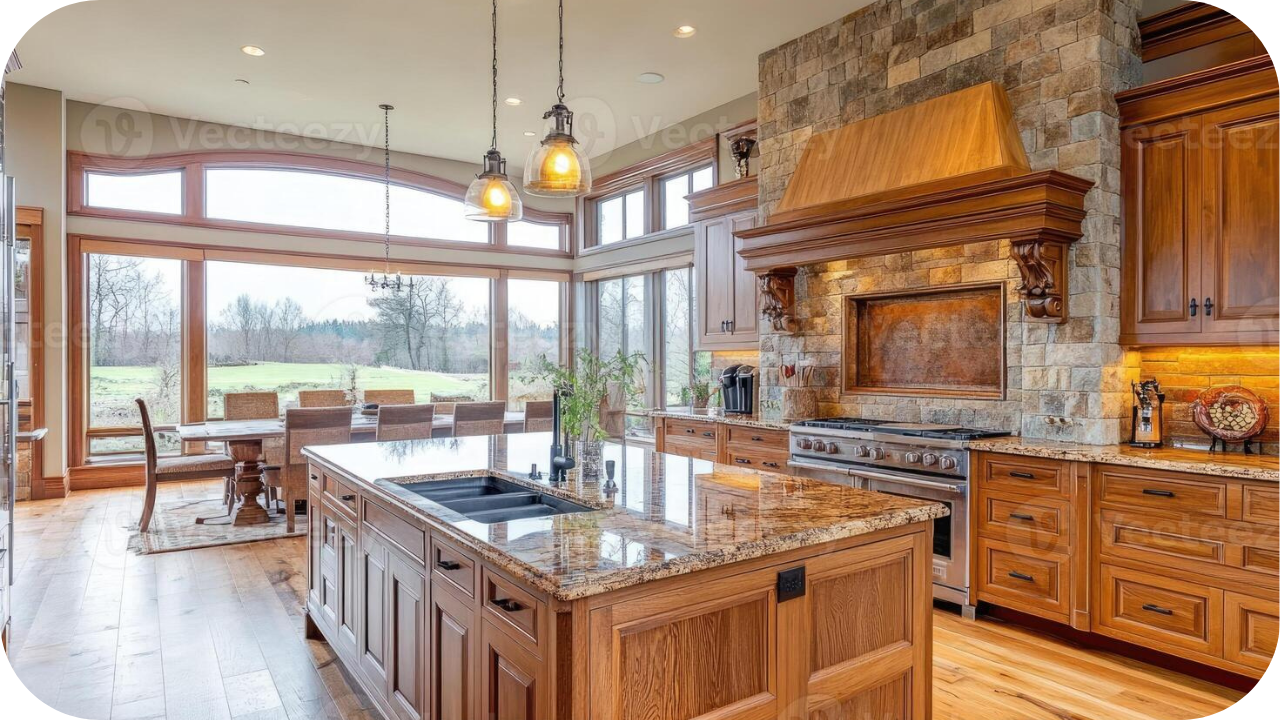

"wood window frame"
[655, 163, 715, 233]
[578, 138, 717, 255]
[15, 207, 48, 496]
[68, 150, 573, 257]
[67, 233, 570, 471]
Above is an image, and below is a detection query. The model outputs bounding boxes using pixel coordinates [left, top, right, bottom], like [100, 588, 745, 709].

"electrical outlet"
[777, 566, 806, 602]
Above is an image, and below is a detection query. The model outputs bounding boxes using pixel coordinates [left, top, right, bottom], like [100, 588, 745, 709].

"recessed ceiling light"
[523, 130, 537, 137]
[504, 97, 522, 106]
[636, 72, 665, 84]
[674, 25, 696, 38]
[241, 45, 266, 56]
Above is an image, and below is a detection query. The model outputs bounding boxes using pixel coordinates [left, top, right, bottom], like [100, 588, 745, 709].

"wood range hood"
[738, 82, 1095, 326]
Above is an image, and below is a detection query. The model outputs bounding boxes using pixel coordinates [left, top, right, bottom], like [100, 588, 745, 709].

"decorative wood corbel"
[759, 267, 799, 333]
[1010, 232, 1075, 323]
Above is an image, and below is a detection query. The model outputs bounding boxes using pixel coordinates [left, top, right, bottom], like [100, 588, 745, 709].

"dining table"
[174, 410, 526, 525]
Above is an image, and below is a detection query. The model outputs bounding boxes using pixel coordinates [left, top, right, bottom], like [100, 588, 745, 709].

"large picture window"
[86, 253, 184, 456]
[507, 279, 562, 407]
[205, 261, 491, 418]
[85, 170, 183, 215]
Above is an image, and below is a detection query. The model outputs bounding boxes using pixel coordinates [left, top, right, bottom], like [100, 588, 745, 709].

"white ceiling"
[12, 0, 871, 165]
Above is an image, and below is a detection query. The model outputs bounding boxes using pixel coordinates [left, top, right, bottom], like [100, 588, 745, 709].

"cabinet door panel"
[308, 490, 324, 613]
[336, 512, 360, 657]
[696, 217, 738, 346]
[730, 211, 759, 340]
[432, 584, 476, 720]
[319, 509, 341, 630]
[1224, 591, 1279, 673]
[482, 621, 543, 720]
[388, 551, 427, 720]
[1122, 118, 1203, 337]
[1202, 97, 1280, 335]
[360, 531, 390, 694]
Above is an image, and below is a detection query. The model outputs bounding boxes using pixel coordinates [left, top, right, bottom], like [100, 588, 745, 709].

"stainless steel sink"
[400, 476, 592, 523]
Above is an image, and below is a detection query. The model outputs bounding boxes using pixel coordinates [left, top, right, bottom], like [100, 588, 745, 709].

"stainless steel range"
[787, 418, 1010, 615]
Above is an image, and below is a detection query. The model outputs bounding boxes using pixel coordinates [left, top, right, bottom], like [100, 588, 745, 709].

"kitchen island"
[301, 432, 947, 720]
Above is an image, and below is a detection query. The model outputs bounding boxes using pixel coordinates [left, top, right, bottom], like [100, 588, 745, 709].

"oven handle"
[789, 458, 966, 495]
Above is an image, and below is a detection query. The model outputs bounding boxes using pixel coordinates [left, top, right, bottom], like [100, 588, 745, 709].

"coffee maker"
[720, 365, 756, 415]
[1130, 379, 1166, 448]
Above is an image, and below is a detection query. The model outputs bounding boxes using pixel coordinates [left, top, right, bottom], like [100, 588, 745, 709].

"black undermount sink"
[400, 476, 592, 524]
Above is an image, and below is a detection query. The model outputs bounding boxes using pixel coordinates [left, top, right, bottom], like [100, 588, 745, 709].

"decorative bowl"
[1191, 385, 1269, 442]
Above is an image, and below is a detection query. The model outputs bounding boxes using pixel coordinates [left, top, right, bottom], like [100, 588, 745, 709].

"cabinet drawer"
[726, 451, 786, 473]
[1241, 484, 1280, 524]
[1225, 591, 1279, 673]
[481, 567, 547, 656]
[724, 425, 788, 452]
[324, 473, 360, 515]
[663, 440, 718, 462]
[430, 535, 477, 599]
[1096, 466, 1227, 517]
[1098, 508, 1279, 583]
[362, 498, 426, 563]
[977, 495, 1069, 553]
[1096, 564, 1222, 657]
[975, 538, 1069, 620]
[978, 454, 1069, 497]
[664, 418, 719, 445]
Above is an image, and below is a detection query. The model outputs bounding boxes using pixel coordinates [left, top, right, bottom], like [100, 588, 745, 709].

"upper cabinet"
[1120, 57, 1279, 346]
[690, 177, 760, 350]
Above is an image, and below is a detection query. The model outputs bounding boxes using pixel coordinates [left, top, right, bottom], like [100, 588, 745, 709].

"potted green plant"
[524, 347, 647, 475]
[680, 380, 718, 410]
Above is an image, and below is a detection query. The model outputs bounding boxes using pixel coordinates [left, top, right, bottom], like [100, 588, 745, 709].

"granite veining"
[302, 432, 947, 601]
[967, 436, 1279, 482]
[648, 408, 792, 431]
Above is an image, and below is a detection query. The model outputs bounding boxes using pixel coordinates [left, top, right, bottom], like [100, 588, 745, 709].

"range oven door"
[854, 468, 968, 601]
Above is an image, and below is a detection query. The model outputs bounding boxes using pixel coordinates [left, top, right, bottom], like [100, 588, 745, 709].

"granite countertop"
[967, 436, 1280, 482]
[648, 408, 791, 431]
[302, 432, 947, 601]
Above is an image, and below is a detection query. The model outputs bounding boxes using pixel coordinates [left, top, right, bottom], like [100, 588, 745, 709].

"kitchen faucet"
[549, 385, 575, 484]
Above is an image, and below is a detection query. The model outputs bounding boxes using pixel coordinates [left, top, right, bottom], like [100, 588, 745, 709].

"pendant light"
[366, 104, 410, 293]
[523, 0, 592, 197]
[465, 0, 523, 221]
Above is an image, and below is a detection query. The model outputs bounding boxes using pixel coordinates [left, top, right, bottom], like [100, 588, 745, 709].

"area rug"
[128, 497, 306, 555]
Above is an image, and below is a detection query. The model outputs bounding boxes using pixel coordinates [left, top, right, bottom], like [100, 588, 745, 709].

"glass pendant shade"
[465, 150, 522, 221]
[523, 104, 592, 197]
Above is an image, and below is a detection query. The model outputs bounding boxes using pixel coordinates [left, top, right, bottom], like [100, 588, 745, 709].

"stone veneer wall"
[755, 0, 1143, 444]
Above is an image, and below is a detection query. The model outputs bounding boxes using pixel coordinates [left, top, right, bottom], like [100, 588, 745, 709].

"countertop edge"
[967, 438, 1279, 482]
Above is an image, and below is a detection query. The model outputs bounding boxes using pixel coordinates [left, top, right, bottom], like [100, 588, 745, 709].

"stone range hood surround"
[737, 82, 1095, 324]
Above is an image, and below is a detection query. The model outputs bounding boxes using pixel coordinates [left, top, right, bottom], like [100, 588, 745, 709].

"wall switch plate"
[777, 566, 806, 603]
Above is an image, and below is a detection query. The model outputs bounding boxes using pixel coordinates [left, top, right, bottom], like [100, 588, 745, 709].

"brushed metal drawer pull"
[1009, 471, 1036, 479]
[702, 431, 715, 438]
[1009, 513, 1036, 522]
[435, 560, 461, 571]
[735, 458, 751, 465]
[1008, 571, 1035, 582]
[492, 598, 524, 613]
[1142, 603, 1174, 616]
[1142, 489, 1176, 498]
[751, 435, 765, 442]
[684, 428, 696, 434]
[763, 462, 780, 469]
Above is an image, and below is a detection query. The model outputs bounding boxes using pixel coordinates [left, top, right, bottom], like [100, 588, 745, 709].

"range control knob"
[813, 440, 828, 452]
[868, 447, 885, 461]
[905, 452, 922, 464]
[921, 453, 938, 466]
[798, 438, 813, 450]
[825, 443, 840, 454]
[853, 445, 870, 457]
[939, 456, 958, 470]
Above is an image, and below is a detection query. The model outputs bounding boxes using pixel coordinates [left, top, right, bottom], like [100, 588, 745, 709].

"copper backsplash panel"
[843, 283, 1005, 399]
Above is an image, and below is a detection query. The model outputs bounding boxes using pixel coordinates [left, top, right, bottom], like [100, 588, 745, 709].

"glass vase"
[576, 439, 604, 478]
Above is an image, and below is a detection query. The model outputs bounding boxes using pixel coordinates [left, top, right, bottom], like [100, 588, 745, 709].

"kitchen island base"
[304, 461, 936, 720]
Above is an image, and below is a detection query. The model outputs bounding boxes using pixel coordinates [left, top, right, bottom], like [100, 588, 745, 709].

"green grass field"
[90, 362, 490, 424]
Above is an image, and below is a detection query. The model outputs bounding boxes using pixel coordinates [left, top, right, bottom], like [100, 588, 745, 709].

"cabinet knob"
[1189, 298, 1198, 317]
[1203, 297, 1213, 316]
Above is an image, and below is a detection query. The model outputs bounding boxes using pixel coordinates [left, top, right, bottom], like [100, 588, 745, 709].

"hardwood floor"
[6, 482, 1246, 720]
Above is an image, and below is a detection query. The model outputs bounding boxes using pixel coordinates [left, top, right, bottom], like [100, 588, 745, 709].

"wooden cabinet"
[431, 582, 477, 720]
[481, 620, 546, 720]
[690, 178, 760, 350]
[1119, 57, 1279, 345]
[655, 415, 789, 467]
[387, 550, 427, 720]
[359, 530, 391, 694]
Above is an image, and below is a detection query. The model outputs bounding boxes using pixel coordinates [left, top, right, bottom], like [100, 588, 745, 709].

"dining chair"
[523, 400, 554, 432]
[452, 401, 507, 437]
[224, 391, 285, 512]
[364, 389, 415, 406]
[136, 398, 236, 533]
[429, 392, 472, 416]
[298, 389, 352, 408]
[274, 407, 353, 532]
[376, 404, 436, 441]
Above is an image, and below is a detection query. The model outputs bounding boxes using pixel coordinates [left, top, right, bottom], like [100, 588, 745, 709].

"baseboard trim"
[69, 463, 144, 491]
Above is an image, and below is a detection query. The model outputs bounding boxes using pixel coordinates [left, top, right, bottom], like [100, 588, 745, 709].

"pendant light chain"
[383, 103, 392, 270]
[491, 0, 499, 150]
[556, 0, 565, 103]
